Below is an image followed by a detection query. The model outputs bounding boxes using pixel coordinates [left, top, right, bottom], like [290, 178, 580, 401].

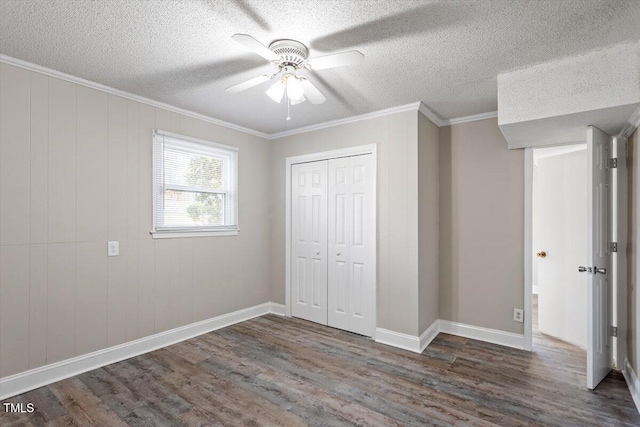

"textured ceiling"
[1, 0, 639, 134]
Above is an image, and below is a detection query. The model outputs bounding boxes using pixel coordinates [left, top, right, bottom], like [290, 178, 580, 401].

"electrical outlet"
[107, 241, 119, 257]
[513, 308, 524, 323]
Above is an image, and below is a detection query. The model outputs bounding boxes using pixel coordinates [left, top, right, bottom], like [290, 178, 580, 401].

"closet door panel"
[328, 157, 351, 331]
[346, 154, 375, 336]
[291, 161, 328, 325]
[328, 154, 375, 336]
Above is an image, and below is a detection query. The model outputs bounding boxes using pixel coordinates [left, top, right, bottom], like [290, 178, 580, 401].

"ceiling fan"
[225, 34, 364, 107]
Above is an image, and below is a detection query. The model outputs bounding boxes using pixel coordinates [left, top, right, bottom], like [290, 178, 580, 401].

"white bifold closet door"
[327, 155, 375, 336]
[291, 154, 375, 337]
[291, 160, 328, 325]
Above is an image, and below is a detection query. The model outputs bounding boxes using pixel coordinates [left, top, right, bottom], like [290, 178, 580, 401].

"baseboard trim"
[375, 319, 525, 354]
[439, 320, 525, 350]
[0, 302, 282, 400]
[375, 328, 422, 353]
[419, 319, 440, 353]
[269, 302, 286, 316]
[623, 358, 640, 415]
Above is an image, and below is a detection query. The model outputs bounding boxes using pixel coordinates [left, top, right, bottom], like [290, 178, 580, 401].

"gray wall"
[418, 114, 440, 333]
[439, 118, 525, 334]
[0, 63, 272, 377]
[270, 111, 425, 336]
[628, 128, 639, 374]
[0, 62, 534, 381]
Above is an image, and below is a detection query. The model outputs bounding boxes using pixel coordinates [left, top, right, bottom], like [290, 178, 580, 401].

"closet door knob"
[316, 251, 320, 255]
[336, 252, 341, 256]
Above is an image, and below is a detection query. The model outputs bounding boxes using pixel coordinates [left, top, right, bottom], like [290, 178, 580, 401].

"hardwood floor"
[2, 313, 638, 426]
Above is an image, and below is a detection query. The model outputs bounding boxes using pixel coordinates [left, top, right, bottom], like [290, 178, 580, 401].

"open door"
[584, 126, 613, 389]
[534, 145, 588, 348]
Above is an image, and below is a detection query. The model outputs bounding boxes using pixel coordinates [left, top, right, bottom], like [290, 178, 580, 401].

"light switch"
[107, 241, 119, 257]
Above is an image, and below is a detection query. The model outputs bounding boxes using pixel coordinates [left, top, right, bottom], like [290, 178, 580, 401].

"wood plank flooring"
[2, 313, 638, 426]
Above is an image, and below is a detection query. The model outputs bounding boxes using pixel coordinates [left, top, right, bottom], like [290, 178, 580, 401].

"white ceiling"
[1, 0, 639, 134]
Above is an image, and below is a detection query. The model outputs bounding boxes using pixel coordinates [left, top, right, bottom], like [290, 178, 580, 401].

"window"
[152, 130, 238, 238]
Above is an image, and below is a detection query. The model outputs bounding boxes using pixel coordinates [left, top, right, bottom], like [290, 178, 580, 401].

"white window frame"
[151, 130, 239, 239]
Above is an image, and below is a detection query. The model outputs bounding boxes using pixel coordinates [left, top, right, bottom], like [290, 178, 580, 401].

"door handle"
[578, 266, 593, 273]
[536, 251, 547, 258]
[316, 251, 320, 255]
[594, 266, 606, 275]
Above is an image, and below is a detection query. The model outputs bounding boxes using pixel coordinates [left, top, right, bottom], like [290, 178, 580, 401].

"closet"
[290, 154, 375, 337]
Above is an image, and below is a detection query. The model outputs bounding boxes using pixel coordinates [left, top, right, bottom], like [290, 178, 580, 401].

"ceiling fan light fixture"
[290, 95, 306, 105]
[285, 76, 304, 101]
[226, 35, 362, 107]
[266, 80, 285, 103]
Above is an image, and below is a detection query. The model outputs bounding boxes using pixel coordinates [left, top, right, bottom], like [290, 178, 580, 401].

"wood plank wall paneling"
[47, 78, 77, 243]
[0, 63, 271, 378]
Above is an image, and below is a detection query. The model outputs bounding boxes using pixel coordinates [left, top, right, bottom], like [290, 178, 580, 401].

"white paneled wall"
[0, 63, 271, 377]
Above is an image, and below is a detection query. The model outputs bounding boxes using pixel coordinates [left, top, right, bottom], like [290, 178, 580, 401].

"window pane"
[153, 131, 238, 234]
[163, 190, 225, 227]
[165, 147, 224, 191]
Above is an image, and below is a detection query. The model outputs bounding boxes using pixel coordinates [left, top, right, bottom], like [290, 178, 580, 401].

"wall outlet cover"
[107, 241, 119, 257]
[513, 308, 524, 323]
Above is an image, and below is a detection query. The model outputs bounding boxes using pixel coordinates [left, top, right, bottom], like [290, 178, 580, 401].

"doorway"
[532, 143, 588, 349]
[524, 127, 628, 390]
[285, 145, 377, 338]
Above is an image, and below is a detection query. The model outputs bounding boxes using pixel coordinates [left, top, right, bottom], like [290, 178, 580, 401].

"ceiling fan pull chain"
[286, 93, 291, 121]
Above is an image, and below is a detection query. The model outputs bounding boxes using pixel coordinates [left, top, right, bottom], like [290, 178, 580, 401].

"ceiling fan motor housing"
[269, 39, 309, 67]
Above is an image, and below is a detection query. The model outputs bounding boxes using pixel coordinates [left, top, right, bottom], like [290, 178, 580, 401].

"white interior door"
[534, 147, 588, 348]
[327, 155, 375, 336]
[611, 136, 628, 371]
[291, 161, 328, 325]
[585, 126, 612, 390]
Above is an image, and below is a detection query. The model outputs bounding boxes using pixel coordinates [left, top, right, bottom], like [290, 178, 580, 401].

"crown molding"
[417, 102, 446, 127]
[619, 103, 640, 139]
[443, 111, 498, 126]
[0, 54, 270, 139]
[269, 101, 451, 139]
[268, 102, 425, 139]
[1, 54, 499, 140]
[267, 102, 501, 139]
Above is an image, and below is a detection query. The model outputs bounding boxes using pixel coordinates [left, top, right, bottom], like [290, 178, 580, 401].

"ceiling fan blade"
[231, 34, 279, 62]
[305, 51, 364, 71]
[299, 79, 326, 104]
[225, 74, 272, 93]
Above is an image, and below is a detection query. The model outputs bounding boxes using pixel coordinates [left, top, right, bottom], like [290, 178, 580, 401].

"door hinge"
[610, 326, 618, 337]
[609, 158, 618, 168]
[610, 242, 618, 252]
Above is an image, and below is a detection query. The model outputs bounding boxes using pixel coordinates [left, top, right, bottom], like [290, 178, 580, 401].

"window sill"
[150, 229, 239, 239]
